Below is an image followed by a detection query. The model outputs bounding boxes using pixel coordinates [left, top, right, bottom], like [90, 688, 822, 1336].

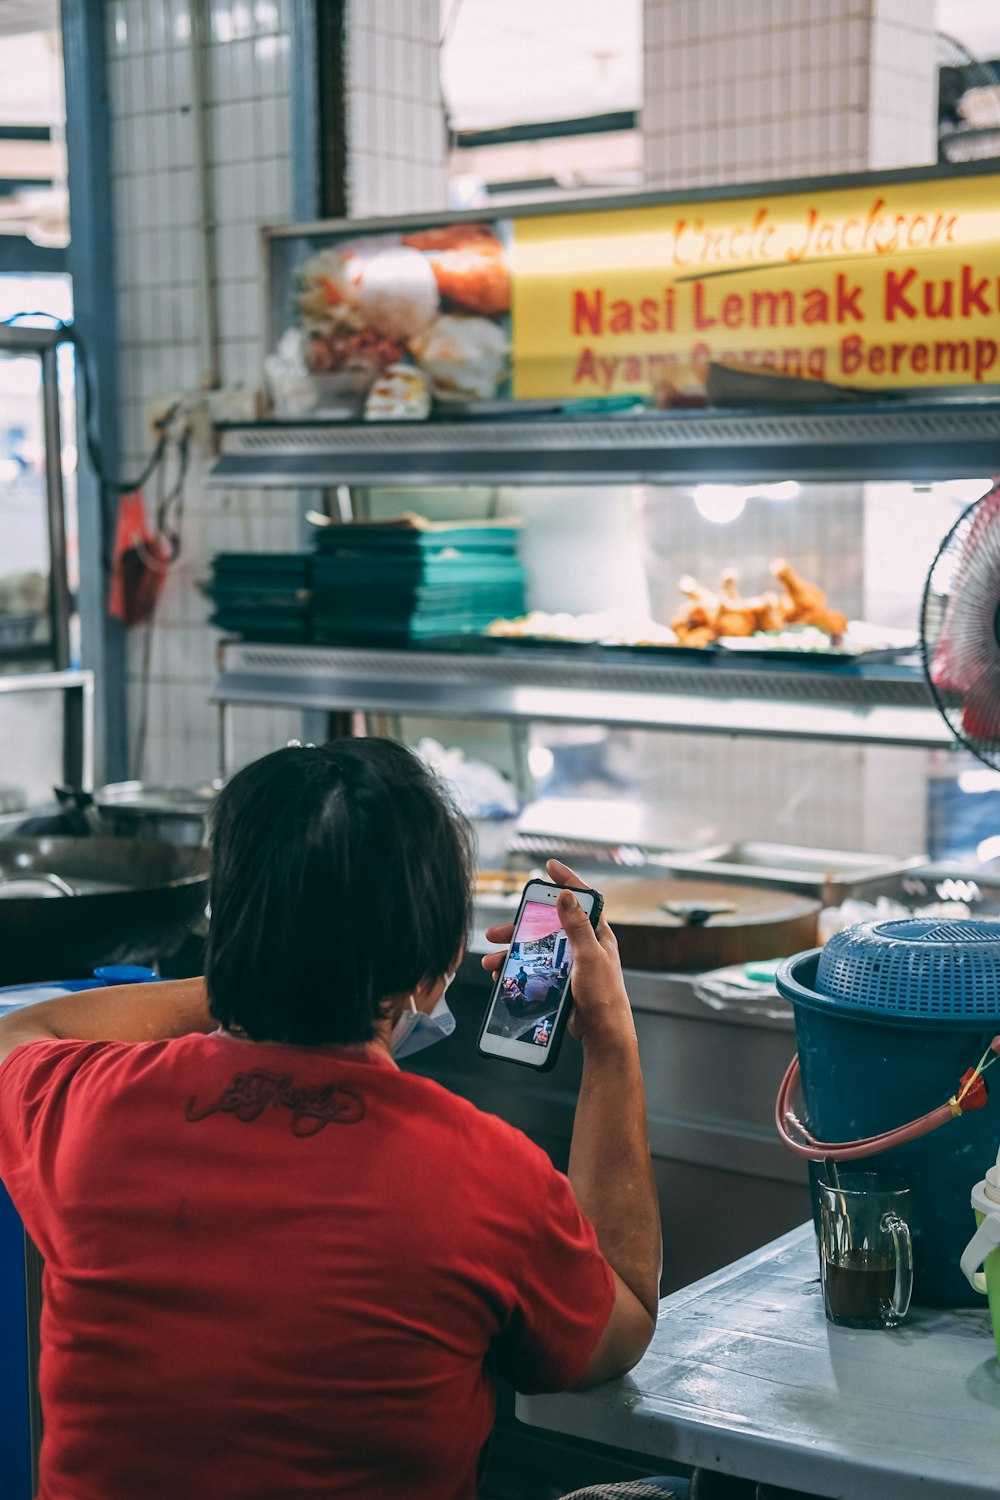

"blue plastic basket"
[777, 917, 1000, 1307]
[817, 919, 1000, 1021]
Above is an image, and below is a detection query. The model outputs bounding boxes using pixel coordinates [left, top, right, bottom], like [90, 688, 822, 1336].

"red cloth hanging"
[108, 491, 171, 627]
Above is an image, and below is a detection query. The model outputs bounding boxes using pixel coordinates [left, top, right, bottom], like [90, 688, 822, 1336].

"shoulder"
[0, 1031, 210, 1109]
[394, 1069, 559, 1178]
[0, 1036, 115, 1092]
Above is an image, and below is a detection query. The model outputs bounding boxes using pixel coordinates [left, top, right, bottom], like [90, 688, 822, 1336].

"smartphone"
[477, 878, 603, 1070]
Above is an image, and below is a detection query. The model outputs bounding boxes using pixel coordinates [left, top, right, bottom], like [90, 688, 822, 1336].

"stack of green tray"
[310, 519, 526, 645]
[206, 554, 312, 642]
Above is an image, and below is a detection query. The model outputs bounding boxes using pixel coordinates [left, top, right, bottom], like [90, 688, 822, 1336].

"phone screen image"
[478, 880, 601, 1069]
[483, 899, 574, 1052]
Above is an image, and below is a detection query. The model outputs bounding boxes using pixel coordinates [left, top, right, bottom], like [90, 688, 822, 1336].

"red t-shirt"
[0, 1032, 615, 1500]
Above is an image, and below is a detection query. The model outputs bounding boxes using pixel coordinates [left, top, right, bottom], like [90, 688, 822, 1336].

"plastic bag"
[415, 737, 520, 820]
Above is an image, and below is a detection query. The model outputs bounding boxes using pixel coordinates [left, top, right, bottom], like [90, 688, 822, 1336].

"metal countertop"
[517, 1225, 1000, 1499]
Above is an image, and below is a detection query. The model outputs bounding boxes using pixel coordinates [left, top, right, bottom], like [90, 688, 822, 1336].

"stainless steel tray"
[659, 841, 926, 900]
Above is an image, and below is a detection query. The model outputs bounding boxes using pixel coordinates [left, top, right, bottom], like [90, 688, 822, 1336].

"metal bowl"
[92, 781, 219, 846]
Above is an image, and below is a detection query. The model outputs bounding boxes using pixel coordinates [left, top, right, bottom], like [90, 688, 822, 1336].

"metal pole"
[40, 344, 71, 672]
[189, 0, 220, 391]
[62, 0, 128, 781]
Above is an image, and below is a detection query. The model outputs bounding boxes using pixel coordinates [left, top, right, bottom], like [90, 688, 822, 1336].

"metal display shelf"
[213, 641, 951, 749]
[209, 400, 1000, 486]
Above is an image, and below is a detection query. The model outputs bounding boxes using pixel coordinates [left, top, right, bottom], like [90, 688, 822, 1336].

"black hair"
[205, 738, 474, 1046]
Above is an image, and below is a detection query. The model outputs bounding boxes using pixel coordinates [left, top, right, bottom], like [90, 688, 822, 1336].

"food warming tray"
[659, 842, 925, 901]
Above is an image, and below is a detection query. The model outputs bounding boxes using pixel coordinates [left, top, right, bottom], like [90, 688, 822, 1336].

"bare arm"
[0, 978, 214, 1065]
[483, 859, 661, 1386]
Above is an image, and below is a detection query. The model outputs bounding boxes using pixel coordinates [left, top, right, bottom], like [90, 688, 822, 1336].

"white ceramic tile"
[671, 0, 692, 37]
[209, 102, 235, 165]
[210, 0, 234, 45]
[265, 155, 289, 218]
[125, 109, 149, 177]
[120, 54, 142, 116]
[244, 159, 268, 220]
[108, 55, 128, 120]
[167, 0, 192, 45]
[111, 174, 131, 238]
[254, 0, 281, 35]
[870, 17, 898, 78]
[169, 104, 196, 169]
[208, 39, 235, 104]
[425, 35, 441, 102]
[253, 92, 278, 158]
[213, 160, 240, 225]
[215, 223, 247, 282]
[234, 36, 260, 98]
[131, 0, 153, 53]
[108, 0, 128, 54]
[148, 109, 170, 171]
[167, 49, 193, 112]
[148, 0, 169, 52]
[231, 0, 255, 39]
[236, 100, 258, 155]
[263, 31, 291, 97]
[169, 165, 198, 227]
[271, 95, 291, 159]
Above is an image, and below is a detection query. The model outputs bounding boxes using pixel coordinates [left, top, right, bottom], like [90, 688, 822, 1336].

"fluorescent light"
[756, 481, 801, 501]
[527, 746, 554, 779]
[694, 484, 747, 525]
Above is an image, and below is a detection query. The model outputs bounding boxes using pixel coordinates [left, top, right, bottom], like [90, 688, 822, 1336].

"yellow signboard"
[510, 174, 1000, 398]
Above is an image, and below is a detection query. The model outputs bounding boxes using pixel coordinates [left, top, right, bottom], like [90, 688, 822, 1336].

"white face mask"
[389, 973, 456, 1060]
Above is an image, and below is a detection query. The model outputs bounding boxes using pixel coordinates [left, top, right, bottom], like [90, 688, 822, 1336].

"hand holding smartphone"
[477, 876, 603, 1070]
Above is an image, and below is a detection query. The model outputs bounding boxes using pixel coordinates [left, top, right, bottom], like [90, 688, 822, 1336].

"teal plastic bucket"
[777, 919, 1000, 1308]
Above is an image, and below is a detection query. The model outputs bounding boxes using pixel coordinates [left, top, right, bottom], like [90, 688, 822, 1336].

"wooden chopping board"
[600, 877, 819, 971]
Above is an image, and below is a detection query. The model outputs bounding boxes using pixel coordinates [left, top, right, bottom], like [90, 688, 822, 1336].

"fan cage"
[920, 483, 1000, 770]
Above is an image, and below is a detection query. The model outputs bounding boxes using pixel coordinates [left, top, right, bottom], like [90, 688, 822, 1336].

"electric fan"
[921, 479, 1000, 768]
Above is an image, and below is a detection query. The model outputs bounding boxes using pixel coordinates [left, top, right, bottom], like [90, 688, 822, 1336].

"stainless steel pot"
[91, 782, 219, 845]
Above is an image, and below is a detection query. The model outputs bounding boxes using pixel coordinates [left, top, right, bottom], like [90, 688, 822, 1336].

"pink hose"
[775, 1036, 1000, 1163]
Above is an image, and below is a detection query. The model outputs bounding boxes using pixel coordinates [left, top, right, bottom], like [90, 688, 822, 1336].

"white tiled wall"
[644, 0, 937, 188]
[346, 0, 447, 216]
[105, 0, 446, 783]
[867, 0, 938, 169]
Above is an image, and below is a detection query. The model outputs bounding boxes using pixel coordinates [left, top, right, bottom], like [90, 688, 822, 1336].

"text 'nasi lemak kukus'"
[510, 179, 1000, 396]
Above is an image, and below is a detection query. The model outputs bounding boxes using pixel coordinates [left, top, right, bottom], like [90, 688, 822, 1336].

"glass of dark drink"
[818, 1173, 913, 1330]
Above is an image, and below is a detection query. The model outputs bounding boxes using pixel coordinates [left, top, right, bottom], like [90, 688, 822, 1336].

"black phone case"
[477, 881, 604, 1072]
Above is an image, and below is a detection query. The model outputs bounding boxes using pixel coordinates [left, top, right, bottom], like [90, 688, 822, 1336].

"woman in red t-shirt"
[0, 738, 666, 1500]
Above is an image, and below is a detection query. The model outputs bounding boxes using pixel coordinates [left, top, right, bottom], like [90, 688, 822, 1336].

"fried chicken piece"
[403, 224, 498, 253]
[715, 569, 759, 637]
[674, 623, 717, 648]
[403, 225, 510, 317]
[430, 245, 509, 317]
[771, 558, 847, 636]
[671, 574, 719, 633]
[754, 590, 786, 633]
[671, 575, 725, 647]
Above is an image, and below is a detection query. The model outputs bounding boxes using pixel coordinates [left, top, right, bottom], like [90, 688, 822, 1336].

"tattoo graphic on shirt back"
[186, 1070, 366, 1137]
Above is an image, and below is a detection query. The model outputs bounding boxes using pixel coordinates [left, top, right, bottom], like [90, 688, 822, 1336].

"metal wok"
[0, 838, 209, 986]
